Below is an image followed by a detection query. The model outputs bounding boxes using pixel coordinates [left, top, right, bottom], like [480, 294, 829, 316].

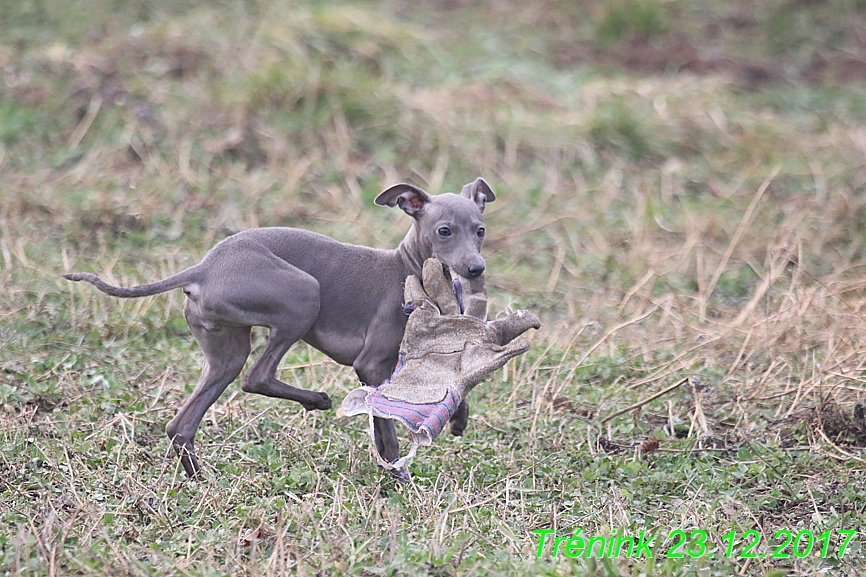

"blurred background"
[5, 0, 866, 390]
[4, 0, 866, 325]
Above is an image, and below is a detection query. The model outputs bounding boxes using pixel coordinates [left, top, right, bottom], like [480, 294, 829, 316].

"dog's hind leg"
[240, 323, 333, 410]
[235, 264, 332, 411]
[168, 256, 329, 478]
[166, 321, 251, 479]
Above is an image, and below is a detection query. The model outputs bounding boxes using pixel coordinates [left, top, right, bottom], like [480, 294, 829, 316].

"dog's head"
[375, 178, 495, 278]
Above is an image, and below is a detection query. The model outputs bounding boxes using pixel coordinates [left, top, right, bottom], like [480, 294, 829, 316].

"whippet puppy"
[64, 178, 495, 478]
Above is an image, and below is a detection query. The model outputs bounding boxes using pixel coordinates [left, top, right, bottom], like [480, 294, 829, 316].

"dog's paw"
[388, 467, 411, 483]
[302, 392, 332, 411]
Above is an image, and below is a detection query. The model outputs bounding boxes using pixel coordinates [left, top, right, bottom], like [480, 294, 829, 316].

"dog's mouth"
[437, 262, 466, 314]
[438, 260, 454, 282]
[452, 276, 465, 314]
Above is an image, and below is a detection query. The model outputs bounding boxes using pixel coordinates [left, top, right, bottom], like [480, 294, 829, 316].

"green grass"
[2, 0, 866, 575]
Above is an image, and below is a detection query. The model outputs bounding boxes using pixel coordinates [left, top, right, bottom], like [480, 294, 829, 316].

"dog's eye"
[476, 227, 485, 239]
[438, 227, 451, 237]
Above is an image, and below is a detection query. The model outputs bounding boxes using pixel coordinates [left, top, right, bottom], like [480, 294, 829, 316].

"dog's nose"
[467, 264, 485, 278]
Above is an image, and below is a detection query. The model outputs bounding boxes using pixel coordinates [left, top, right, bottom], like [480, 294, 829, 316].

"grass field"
[2, 0, 866, 575]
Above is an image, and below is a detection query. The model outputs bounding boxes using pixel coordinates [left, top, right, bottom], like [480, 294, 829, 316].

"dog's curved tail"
[63, 266, 201, 299]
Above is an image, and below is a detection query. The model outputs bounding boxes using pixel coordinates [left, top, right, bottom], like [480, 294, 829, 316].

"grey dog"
[64, 178, 496, 478]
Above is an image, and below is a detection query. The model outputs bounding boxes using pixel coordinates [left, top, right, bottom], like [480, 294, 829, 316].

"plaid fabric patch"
[366, 385, 461, 442]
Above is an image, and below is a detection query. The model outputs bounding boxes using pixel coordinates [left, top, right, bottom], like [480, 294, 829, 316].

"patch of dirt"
[814, 403, 866, 447]
[589, 37, 786, 90]
[540, 2, 866, 89]
[24, 395, 60, 414]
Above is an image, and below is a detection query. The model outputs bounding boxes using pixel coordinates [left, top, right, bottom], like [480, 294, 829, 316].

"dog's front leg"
[372, 416, 401, 463]
[449, 399, 470, 436]
[353, 343, 406, 478]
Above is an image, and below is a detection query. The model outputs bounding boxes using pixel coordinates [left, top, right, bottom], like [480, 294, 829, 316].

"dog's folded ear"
[460, 177, 496, 213]
[375, 183, 432, 217]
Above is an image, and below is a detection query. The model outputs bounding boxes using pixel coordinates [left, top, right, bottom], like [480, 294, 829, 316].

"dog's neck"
[396, 223, 429, 279]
